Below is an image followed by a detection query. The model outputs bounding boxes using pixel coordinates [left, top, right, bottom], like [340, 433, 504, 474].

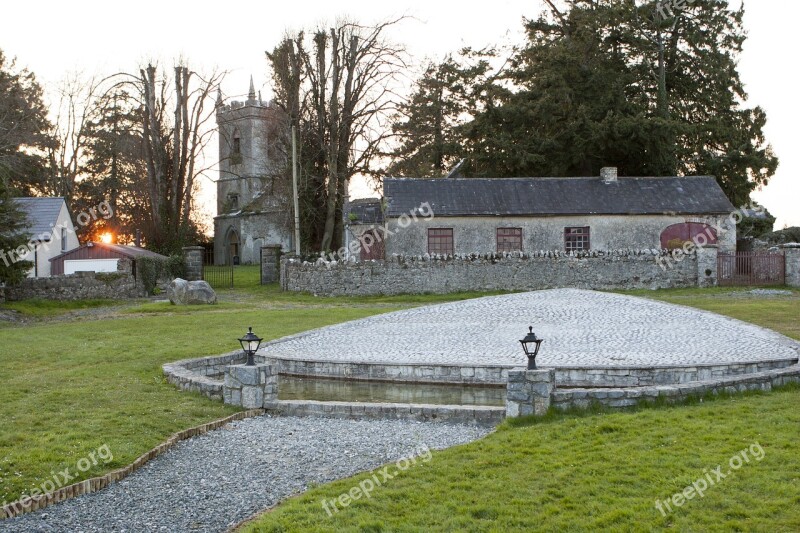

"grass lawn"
[0, 268, 504, 505]
[241, 385, 800, 532]
[1, 276, 798, 531]
[240, 286, 800, 532]
[618, 286, 800, 341]
[0, 298, 117, 318]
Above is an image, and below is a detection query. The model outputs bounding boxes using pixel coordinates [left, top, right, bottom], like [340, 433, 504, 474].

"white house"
[13, 197, 80, 277]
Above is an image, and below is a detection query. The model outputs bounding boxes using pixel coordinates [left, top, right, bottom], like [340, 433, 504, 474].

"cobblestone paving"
[262, 289, 800, 368]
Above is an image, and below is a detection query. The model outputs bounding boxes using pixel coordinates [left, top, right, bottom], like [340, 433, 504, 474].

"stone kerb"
[223, 364, 278, 409]
[506, 368, 556, 417]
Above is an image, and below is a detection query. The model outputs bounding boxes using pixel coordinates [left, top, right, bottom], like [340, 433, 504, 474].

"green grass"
[1, 298, 118, 318]
[0, 303, 402, 504]
[1, 282, 798, 531]
[617, 286, 800, 341]
[0, 279, 515, 505]
[241, 385, 800, 532]
[238, 286, 800, 532]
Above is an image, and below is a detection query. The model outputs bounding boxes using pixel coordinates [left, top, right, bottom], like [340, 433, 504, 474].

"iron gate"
[717, 251, 785, 286]
[202, 250, 233, 289]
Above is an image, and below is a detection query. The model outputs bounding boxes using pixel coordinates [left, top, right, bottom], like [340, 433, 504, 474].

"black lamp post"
[239, 326, 263, 366]
[519, 326, 544, 370]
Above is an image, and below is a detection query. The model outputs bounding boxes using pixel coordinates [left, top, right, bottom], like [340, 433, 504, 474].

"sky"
[3, 0, 798, 230]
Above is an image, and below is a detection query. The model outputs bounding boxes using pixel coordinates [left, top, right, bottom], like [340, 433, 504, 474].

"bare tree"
[109, 63, 225, 251]
[267, 18, 408, 251]
[44, 72, 102, 198]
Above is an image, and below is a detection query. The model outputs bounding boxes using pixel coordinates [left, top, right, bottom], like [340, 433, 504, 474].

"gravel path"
[0, 416, 491, 532]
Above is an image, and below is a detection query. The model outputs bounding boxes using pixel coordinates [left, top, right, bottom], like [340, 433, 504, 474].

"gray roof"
[13, 197, 67, 240]
[347, 198, 384, 225]
[384, 176, 735, 217]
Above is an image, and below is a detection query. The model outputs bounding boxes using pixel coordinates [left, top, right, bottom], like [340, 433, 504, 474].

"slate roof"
[384, 176, 735, 217]
[13, 197, 67, 240]
[347, 197, 384, 224]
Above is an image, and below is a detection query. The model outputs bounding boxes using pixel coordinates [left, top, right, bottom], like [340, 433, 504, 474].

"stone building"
[346, 168, 737, 258]
[213, 79, 293, 265]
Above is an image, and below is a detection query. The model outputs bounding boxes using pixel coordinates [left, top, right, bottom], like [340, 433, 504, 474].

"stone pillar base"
[182, 246, 204, 282]
[782, 245, 800, 287]
[506, 368, 555, 417]
[224, 363, 278, 408]
[261, 245, 282, 284]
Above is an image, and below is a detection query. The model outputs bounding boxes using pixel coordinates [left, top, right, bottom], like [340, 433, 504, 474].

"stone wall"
[3, 271, 144, 301]
[281, 249, 700, 296]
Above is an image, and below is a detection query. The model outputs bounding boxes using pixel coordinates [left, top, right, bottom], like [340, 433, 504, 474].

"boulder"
[168, 278, 217, 305]
[168, 278, 188, 305]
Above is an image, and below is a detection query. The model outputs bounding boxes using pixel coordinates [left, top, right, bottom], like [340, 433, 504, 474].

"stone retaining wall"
[281, 249, 700, 296]
[556, 359, 798, 388]
[270, 400, 504, 426]
[162, 351, 248, 401]
[3, 271, 144, 301]
[550, 365, 800, 411]
[273, 358, 509, 385]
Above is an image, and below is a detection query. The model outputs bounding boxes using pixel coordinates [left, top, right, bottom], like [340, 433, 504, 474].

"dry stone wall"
[3, 271, 143, 301]
[281, 249, 700, 296]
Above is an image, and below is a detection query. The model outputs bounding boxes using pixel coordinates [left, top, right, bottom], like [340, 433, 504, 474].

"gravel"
[0, 415, 491, 532]
[747, 289, 794, 296]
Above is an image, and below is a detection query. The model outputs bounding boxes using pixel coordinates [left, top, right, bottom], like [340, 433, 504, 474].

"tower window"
[228, 193, 239, 210]
[232, 134, 241, 155]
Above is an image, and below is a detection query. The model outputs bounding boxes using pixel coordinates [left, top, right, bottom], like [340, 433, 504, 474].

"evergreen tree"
[0, 178, 33, 284]
[0, 49, 54, 194]
[392, 1, 778, 206]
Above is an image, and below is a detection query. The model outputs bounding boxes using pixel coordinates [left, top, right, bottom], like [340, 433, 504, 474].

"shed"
[49, 242, 168, 276]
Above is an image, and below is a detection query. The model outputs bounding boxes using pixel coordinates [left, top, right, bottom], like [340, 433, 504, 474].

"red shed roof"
[49, 242, 168, 263]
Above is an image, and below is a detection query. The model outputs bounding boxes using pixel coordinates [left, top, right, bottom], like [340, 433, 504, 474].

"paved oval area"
[262, 289, 799, 367]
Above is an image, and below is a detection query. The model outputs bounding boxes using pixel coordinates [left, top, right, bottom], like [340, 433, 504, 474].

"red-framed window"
[428, 228, 454, 255]
[497, 227, 523, 252]
[564, 226, 590, 252]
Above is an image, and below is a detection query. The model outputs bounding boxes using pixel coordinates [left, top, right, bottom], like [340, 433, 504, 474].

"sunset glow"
[99, 233, 113, 244]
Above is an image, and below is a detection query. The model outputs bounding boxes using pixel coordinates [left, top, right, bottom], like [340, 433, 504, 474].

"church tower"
[213, 78, 291, 265]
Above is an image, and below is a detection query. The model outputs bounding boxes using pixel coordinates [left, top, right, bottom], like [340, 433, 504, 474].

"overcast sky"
[4, 0, 797, 229]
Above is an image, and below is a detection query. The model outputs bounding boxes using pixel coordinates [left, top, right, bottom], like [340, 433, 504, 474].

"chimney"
[600, 167, 618, 183]
[135, 229, 142, 247]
